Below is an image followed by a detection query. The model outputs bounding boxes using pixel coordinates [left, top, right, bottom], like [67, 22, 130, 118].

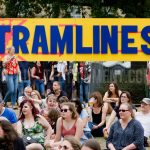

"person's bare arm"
[54, 117, 62, 142]
[75, 118, 83, 141]
[16, 121, 23, 136]
[104, 110, 117, 133]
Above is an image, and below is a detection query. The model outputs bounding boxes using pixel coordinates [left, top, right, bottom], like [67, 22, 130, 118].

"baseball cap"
[141, 98, 150, 105]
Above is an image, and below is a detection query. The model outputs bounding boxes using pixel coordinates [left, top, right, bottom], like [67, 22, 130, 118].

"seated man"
[0, 99, 17, 129]
[18, 86, 32, 105]
[135, 98, 150, 147]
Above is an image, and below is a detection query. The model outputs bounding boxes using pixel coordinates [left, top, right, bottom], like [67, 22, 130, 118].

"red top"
[61, 119, 77, 137]
[5, 57, 18, 75]
[34, 65, 44, 80]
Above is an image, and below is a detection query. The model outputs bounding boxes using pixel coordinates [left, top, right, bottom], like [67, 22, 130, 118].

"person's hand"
[92, 125, 99, 130]
[36, 76, 40, 79]
[44, 140, 54, 148]
[103, 127, 110, 133]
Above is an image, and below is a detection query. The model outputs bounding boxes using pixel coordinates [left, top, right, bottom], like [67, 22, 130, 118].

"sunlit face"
[120, 93, 129, 104]
[22, 102, 32, 116]
[81, 146, 93, 150]
[59, 140, 73, 150]
[109, 83, 115, 92]
[0, 126, 4, 138]
[47, 97, 58, 108]
[61, 105, 71, 119]
[31, 92, 38, 100]
[119, 104, 131, 120]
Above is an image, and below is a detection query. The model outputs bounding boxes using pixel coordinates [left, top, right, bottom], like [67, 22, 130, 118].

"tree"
[0, 0, 150, 18]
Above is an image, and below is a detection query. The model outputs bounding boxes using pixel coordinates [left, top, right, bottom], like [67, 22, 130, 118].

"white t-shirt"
[135, 111, 150, 138]
[57, 61, 67, 80]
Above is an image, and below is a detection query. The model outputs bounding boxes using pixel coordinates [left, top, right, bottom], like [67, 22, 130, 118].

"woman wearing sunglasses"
[107, 103, 145, 150]
[103, 91, 136, 135]
[45, 102, 83, 149]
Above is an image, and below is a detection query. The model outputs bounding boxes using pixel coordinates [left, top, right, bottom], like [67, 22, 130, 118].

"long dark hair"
[18, 99, 39, 121]
[118, 91, 132, 107]
[108, 82, 119, 98]
[71, 98, 83, 115]
[0, 120, 19, 150]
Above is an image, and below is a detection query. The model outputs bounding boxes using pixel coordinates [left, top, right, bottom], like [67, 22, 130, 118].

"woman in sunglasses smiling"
[107, 103, 145, 150]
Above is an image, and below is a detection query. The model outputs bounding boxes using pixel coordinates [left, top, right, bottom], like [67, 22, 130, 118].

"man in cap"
[0, 99, 17, 129]
[135, 98, 150, 147]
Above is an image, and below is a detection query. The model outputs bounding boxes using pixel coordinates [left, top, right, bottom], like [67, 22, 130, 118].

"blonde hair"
[31, 90, 41, 100]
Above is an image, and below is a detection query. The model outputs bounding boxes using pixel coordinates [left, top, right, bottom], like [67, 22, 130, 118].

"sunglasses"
[59, 145, 70, 149]
[119, 109, 129, 112]
[61, 109, 70, 112]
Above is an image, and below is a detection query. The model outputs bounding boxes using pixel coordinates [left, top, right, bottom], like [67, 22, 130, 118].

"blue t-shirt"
[1, 108, 17, 124]
[80, 109, 91, 132]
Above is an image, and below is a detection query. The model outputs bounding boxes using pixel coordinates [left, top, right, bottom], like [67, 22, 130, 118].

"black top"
[0, 137, 26, 150]
[92, 108, 103, 125]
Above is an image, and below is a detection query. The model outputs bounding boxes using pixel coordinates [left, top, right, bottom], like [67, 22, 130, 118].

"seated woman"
[71, 98, 93, 139]
[107, 103, 145, 150]
[45, 102, 83, 149]
[41, 94, 59, 120]
[104, 91, 136, 134]
[30, 90, 42, 111]
[0, 120, 25, 150]
[88, 91, 107, 137]
[17, 99, 53, 150]
[103, 82, 122, 113]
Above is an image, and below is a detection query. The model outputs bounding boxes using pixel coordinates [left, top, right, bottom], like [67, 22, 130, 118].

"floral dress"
[22, 119, 45, 146]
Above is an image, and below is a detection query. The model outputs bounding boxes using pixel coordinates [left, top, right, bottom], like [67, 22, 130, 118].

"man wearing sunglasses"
[135, 98, 150, 147]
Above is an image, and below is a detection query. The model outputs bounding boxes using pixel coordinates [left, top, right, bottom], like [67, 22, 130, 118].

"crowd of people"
[0, 46, 150, 150]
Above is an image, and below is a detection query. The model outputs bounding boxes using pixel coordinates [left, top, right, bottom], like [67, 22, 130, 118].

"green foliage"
[1, 0, 150, 18]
